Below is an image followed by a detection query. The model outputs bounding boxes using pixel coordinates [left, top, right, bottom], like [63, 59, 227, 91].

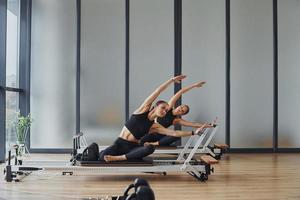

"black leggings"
[140, 133, 180, 146]
[99, 137, 155, 161]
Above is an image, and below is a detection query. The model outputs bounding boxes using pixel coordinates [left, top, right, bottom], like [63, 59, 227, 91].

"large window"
[129, 0, 174, 116]
[30, 0, 76, 148]
[5, 0, 21, 157]
[6, 92, 19, 157]
[182, 0, 226, 144]
[278, 0, 300, 148]
[230, 0, 273, 148]
[1, 0, 300, 156]
[6, 0, 20, 88]
[80, 0, 125, 145]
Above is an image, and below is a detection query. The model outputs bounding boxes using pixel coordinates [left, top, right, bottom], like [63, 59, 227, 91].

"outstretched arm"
[134, 75, 186, 114]
[168, 81, 206, 109]
[144, 122, 211, 147]
[149, 123, 194, 137]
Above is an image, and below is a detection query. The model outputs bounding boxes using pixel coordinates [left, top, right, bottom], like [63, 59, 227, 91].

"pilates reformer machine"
[4, 126, 219, 183]
[76, 125, 228, 160]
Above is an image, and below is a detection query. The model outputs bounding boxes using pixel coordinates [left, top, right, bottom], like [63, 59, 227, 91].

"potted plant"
[15, 112, 33, 156]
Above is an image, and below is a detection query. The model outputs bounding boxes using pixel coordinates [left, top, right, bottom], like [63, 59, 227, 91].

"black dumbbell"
[136, 186, 155, 200]
[123, 178, 150, 198]
[125, 186, 155, 200]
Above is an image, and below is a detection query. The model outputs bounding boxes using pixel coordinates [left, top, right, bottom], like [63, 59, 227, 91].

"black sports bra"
[124, 111, 154, 140]
[157, 109, 177, 128]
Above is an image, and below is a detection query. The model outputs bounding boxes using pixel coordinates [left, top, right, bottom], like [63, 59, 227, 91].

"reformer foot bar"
[153, 125, 228, 160]
[4, 127, 218, 182]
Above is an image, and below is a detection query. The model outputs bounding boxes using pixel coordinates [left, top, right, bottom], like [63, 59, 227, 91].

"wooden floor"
[1, 153, 300, 200]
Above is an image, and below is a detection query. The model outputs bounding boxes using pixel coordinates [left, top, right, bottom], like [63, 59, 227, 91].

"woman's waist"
[119, 127, 140, 143]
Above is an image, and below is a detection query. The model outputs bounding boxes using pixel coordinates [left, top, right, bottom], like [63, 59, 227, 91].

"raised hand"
[193, 81, 206, 88]
[172, 75, 187, 83]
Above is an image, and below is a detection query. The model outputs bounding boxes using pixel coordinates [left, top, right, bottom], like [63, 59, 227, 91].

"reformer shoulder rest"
[76, 157, 154, 167]
[200, 155, 219, 165]
[214, 143, 229, 149]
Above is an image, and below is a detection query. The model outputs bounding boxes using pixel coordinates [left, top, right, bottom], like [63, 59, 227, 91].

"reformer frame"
[4, 127, 218, 182]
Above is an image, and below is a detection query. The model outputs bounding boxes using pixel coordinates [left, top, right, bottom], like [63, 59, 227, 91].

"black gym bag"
[81, 143, 99, 161]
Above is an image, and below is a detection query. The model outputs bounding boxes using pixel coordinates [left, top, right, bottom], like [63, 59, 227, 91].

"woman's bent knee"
[146, 145, 155, 154]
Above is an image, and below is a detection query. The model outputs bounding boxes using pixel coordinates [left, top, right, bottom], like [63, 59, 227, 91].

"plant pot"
[16, 141, 26, 157]
[16, 127, 29, 145]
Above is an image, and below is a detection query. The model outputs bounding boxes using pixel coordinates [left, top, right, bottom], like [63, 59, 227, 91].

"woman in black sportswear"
[99, 75, 206, 162]
[140, 81, 213, 147]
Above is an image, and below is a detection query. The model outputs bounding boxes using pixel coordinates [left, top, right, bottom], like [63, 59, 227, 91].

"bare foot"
[104, 155, 126, 162]
[144, 142, 158, 146]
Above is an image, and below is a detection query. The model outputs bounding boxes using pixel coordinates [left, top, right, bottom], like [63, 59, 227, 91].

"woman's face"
[155, 103, 169, 117]
[173, 105, 188, 116]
